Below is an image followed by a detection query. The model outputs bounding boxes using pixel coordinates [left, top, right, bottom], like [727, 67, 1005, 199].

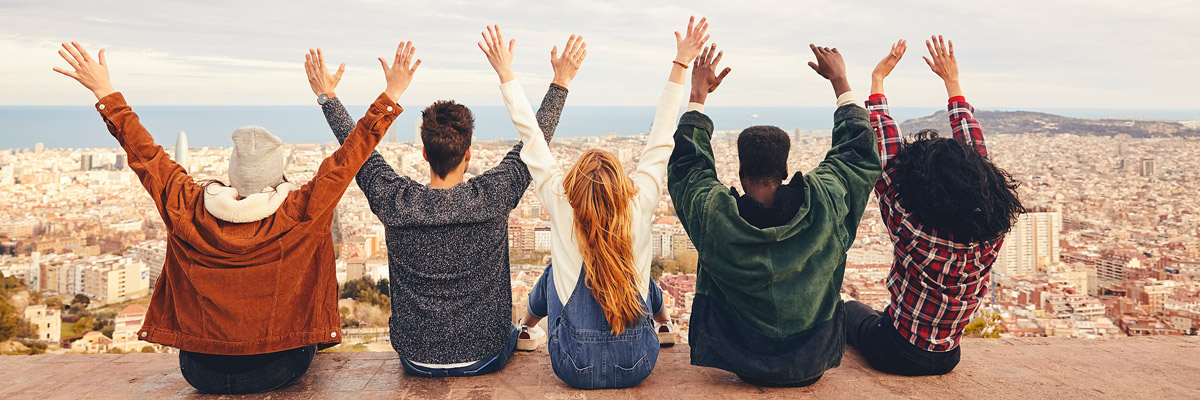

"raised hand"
[923, 35, 962, 98]
[478, 25, 516, 83]
[550, 34, 587, 88]
[807, 44, 852, 97]
[871, 40, 906, 95]
[305, 48, 345, 98]
[52, 41, 115, 100]
[690, 44, 731, 104]
[379, 41, 421, 102]
[674, 16, 710, 64]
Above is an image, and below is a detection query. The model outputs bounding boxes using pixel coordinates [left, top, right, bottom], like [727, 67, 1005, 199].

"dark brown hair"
[421, 101, 474, 179]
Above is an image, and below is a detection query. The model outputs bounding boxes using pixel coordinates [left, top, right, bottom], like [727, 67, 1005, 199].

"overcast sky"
[2, 0, 1197, 108]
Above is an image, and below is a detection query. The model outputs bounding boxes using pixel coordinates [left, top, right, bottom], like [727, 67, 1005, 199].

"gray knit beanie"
[228, 126, 285, 197]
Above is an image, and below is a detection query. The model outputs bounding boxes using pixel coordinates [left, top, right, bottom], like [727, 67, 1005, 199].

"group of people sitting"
[51, 16, 1024, 394]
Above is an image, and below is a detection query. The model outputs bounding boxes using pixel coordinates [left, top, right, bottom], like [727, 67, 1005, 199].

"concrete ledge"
[2, 337, 1198, 399]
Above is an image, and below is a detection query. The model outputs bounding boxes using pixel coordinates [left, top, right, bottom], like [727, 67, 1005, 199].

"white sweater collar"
[202, 182, 298, 223]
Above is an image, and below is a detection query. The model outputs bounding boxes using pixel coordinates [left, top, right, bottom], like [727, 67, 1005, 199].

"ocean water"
[1, 105, 1197, 149]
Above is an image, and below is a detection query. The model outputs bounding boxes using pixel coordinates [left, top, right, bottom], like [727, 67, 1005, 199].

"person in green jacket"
[667, 43, 881, 387]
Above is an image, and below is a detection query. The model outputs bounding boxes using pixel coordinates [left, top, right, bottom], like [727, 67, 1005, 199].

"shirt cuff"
[687, 102, 705, 113]
[836, 91, 859, 108]
[948, 95, 967, 103]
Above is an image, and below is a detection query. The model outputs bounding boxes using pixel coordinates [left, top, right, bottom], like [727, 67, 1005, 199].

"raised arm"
[54, 41, 197, 225]
[668, 42, 730, 241]
[806, 44, 882, 247]
[633, 16, 709, 210]
[283, 42, 415, 221]
[924, 35, 987, 158]
[481, 27, 586, 209]
[305, 47, 423, 220]
[868, 40, 906, 166]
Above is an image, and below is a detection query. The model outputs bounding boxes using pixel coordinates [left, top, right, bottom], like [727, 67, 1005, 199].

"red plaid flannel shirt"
[866, 94, 1002, 352]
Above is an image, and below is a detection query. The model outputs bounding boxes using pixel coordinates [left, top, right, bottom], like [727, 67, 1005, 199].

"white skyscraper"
[994, 210, 1062, 277]
[175, 130, 190, 172]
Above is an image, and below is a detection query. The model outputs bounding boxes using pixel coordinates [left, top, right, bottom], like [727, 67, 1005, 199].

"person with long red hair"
[479, 17, 709, 389]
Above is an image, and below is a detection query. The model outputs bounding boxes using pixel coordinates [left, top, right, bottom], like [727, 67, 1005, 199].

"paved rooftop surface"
[1, 337, 1198, 399]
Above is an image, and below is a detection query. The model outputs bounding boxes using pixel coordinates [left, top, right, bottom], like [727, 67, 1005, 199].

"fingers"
[508, 38, 514, 53]
[60, 43, 82, 67]
[551, 45, 558, 59]
[808, 62, 820, 74]
[317, 48, 326, 69]
[948, 39, 954, 57]
[410, 59, 422, 72]
[674, 31, 682, 44]
[51, 67, 78, 79]
[576, 42, 587, 63]
[334, 63, 346, 80]
[58, 50, 79, 69]
[712, 50, 724, 66]
[576, 49, 587, 64]
[569, 35, 582, 55]
[696, 17, 708, 38]
[698, 44, 711, 64]
[478, 41, 489, 55]
[686, 16, 694, 35]
[97, 48, 106, 65]
[378, 57, 390, 74]
[809, 43, 820, 57]
[923, 56, 934, 70]
[716, 67, 731, 81]
[925, 38, 937, 58]
[72, 41, 93, 63]
[394, 41, 406, 66]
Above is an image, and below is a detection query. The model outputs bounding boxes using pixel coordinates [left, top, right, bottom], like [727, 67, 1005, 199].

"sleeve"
[807, 103, 883, 248]
[632, 82, 688, 210]
[475, 83, 571, 211]
[866, 94, 902, 166]
[948, 96, 987, 158]
[666, 110, 724, 247]
[95, 92, 199, 227]
[284, 93, 402, 222]
[503, 81, 565, 212]
[322, 97, 421, 224]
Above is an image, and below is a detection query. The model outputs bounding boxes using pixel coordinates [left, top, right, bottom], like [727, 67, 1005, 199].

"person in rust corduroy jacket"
[53, 40, 419, 394]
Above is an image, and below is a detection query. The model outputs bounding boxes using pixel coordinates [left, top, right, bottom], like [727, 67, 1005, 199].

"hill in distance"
[900, 110, 1200, 138]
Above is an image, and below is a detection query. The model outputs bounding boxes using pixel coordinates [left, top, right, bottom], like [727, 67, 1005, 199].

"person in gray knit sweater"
[302, 39, 584, 377]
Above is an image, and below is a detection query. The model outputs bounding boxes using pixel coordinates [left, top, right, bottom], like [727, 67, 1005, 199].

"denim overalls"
[535, 265, 660, 389]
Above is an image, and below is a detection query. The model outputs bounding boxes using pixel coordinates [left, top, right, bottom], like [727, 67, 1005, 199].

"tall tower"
[175, 131, 190, 172]
[994, 209, 1062, 277]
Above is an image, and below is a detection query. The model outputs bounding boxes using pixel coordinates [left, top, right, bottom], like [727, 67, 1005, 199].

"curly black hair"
[888, 129, 1026, 244]
[737, 125, 791, 186]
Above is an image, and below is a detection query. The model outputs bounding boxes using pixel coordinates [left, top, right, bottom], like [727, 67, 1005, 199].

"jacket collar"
[202, 182, 298, 223]
[733, 172, 806, 230]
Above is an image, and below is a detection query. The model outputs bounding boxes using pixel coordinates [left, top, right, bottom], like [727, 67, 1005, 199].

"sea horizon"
[2, 105, 1198, 150]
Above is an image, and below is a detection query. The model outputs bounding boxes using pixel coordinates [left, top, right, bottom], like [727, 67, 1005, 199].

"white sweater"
[501, 80, 685, 305]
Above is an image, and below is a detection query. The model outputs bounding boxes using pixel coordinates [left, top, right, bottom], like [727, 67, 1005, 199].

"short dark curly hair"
[421, 100, 474, 179]
[888, 129, 1026, 244]
[737, 125, 791, 186]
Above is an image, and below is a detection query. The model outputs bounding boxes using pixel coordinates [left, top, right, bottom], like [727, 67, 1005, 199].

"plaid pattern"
[866, 94, 1001, 352]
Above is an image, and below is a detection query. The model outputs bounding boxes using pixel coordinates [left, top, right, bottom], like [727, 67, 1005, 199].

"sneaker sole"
[516, 336, 547, 351]
[658, 332, 676, 347]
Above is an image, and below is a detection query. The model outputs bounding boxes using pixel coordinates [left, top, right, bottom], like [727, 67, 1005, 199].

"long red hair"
[563, 149, 643, 335]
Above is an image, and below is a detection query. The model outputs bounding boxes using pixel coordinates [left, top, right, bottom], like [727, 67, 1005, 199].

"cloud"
[1, 0, 1198, 108]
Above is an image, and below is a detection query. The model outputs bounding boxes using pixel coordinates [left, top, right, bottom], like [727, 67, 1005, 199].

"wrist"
[674, 56, 692, 65]
[689, 91, 708, 105]
[830, 77, 851, 97]
[551, 77, 570, 88]
[384, 89, 403, 103]
[92, 87, 116, 101]
[498, 69, 516, 84]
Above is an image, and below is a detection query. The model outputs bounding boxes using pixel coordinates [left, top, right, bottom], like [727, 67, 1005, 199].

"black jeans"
[179, 345, 316, 394]
[844, 301, 960, 376]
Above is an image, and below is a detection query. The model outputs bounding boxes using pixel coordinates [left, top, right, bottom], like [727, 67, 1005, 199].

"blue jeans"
[399, 324, 520, 377]
[528, 264, 662, 389]
[179, 345, 315, 394]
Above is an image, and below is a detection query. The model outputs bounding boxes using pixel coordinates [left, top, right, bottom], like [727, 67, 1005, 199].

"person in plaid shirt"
[845, 36, 1026, 376]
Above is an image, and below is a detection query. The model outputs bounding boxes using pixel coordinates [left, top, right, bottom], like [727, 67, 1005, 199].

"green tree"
[0, 301, 21, 342]
[71, 294, 91, 308]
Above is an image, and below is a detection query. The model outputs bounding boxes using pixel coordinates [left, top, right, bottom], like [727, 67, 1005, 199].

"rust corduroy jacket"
[96, 92, 402, 355]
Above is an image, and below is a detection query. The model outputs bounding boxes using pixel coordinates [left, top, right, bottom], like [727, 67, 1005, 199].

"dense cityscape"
[1, 122, 1198, 354]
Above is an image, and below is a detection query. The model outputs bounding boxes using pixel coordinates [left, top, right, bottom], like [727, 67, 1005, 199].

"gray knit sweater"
[322, 84, 566, 363]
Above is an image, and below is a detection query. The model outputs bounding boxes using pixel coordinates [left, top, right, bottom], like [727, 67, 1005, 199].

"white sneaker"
[517, 324, 547, 351]
[656, 321, 676, 347]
